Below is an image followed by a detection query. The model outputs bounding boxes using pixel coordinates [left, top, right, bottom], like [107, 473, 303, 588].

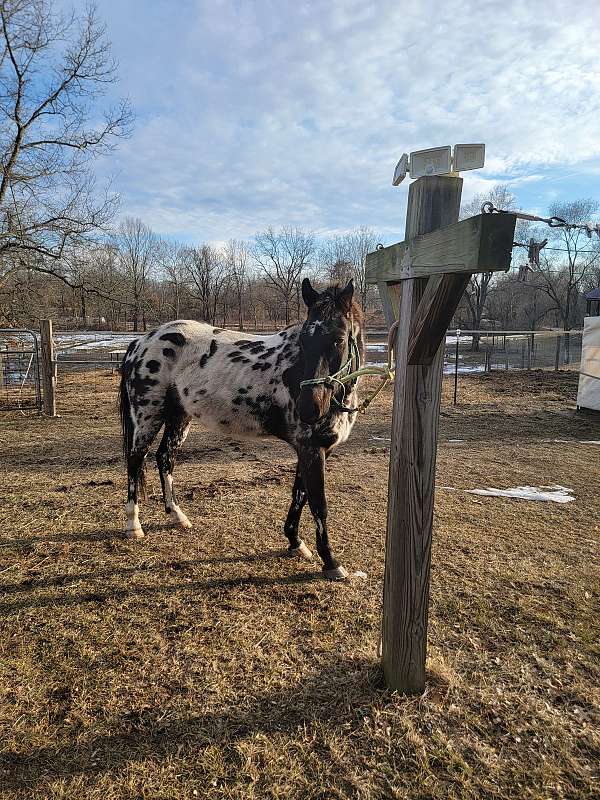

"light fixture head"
[392, 153, 409, 186]
[409, 146, 452, 179]
[453, 143, 485, 172]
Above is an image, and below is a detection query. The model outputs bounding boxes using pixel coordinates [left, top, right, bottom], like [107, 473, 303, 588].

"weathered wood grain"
[381, 175, 462, 693]
[40, 318, 56, 417]
[407, 273, 471, 365]
[366, 212, 516, 283]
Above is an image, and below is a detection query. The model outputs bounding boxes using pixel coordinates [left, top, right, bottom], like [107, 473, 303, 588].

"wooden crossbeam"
[365, 212, 516, 284]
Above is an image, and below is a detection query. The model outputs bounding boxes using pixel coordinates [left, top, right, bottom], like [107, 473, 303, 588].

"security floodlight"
[392, 153, 409, 185]
[409, 146, 452, 179]
[453, 143, 485, 172]
[392, 143, 487, 187]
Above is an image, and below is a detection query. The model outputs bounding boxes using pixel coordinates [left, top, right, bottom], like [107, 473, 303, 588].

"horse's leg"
[156, 413, 192, 528]
[125, 420, 161, 539]
[298, 446, 348, 580]
[283, 462, 313, 560]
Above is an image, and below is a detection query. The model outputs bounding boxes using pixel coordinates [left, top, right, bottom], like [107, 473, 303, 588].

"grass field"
[0, 370, 599, 799]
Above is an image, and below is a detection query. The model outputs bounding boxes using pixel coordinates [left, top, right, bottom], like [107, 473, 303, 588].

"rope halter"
[298, 320, 398, 415]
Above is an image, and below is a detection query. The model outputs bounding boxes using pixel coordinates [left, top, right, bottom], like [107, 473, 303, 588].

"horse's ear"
[302, 278, 319, 308]
[339, 278, 354, 313]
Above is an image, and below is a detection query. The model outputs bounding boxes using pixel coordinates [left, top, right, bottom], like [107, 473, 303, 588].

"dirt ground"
[0, 370, 599, 800]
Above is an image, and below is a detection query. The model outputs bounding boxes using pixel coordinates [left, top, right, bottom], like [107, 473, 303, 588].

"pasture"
[0, 370, 598, 799]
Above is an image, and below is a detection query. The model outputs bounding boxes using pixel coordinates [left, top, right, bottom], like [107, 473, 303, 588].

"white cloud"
[96, 0, 600, 242]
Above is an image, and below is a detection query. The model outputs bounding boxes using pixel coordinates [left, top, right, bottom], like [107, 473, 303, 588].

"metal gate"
[0, 328, 42, 412]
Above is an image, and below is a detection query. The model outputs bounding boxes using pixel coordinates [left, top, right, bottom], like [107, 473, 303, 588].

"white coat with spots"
[118, 279, 365, 579]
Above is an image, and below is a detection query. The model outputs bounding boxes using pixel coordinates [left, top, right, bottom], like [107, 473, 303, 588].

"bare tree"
[186, 244, 229, 325]
[460, 185, 521, 348]
[320, 226, 378, 310]
[0, 0, 131, 286]
[225, 239, 250, 330]
[157, 239, 188, 318]
[253, 227, 315, 325]
[529, 199, 600, 331]
[115, 218, 157, 331]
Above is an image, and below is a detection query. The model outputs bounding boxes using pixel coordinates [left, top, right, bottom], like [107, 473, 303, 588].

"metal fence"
[365, 329, 582, 372]
[0, 326, 585, 413]
[0, 329, 42, 411]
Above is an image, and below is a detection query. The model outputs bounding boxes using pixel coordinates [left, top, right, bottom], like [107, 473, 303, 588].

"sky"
[88, 0, 600, 246]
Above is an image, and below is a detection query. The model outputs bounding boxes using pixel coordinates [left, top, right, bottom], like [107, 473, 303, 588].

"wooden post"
[381, 176, 462, 693]
[40, 319, 57, 417]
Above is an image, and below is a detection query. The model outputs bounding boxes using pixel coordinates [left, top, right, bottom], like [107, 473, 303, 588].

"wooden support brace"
[407, 273, 472, 365]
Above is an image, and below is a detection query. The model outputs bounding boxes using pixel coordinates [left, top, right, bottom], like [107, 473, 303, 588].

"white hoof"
[167, 510, 192, 529]
[288, 540, 314, 561]
[323, 565, 349, 581]
[125, 527, 145, 540]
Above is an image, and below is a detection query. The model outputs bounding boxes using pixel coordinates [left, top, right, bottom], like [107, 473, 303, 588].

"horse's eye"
[336, 338, 345, 346]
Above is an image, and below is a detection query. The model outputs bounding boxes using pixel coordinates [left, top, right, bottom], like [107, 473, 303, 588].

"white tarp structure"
[577, 316, 600, 412]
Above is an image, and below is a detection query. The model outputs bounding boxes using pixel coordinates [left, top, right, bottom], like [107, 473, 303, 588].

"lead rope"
[299, 321, 398, 415]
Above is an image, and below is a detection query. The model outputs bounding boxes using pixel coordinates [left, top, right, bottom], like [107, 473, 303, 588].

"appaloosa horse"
[118, 278, 365, 579]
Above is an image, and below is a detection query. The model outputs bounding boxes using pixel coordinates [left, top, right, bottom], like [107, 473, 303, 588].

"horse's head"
[297, 278, 364, 424]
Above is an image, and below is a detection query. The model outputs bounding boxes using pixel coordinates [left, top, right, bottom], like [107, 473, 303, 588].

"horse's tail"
[118, 340, 147, 499]
[118, 343, 135, 460]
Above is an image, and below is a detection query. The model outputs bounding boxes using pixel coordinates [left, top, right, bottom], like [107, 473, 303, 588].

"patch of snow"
[580, 440, 600, 445]
[353, 571, 368, 580]
[371, 436, 391, 442]
[465, 485, 575, 504]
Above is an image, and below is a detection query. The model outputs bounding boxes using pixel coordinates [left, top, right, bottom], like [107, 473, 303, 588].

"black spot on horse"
[235, 340, 252, 348]
[163, 348, 176, 359]
[251, 362, 271, 372]
[213, 328, 223, 334]
[160, 331, 186, 347]
[232, 396, 243, 405]
[263, 403, 288, 440]
[199, 339, 218, 368]
[146, 360, 160, 373]
[249, 344, 264, 354]
[238, 387, 249, 394]
[196, 389, 206, 395]
[228, 351, 242, 359]
[229, 356, 245, 363]
[183, 387, 189, 396]
[146, 330, 157, 339]
[282, 361, 302, 400]
[259, 348, 276, 359]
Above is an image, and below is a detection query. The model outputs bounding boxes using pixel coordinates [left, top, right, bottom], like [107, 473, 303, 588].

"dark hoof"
[323, 565, 349, 581]
[287, 540, 314, 561]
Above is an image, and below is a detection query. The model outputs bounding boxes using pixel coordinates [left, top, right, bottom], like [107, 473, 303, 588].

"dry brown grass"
[0, 370, 599, 799]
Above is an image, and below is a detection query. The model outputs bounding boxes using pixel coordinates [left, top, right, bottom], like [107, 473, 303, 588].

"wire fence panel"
[0, 329, 42, 412]
[1, 327, 578, 412]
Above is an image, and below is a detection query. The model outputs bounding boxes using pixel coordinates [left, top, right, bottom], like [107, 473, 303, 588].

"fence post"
[555, 334, 561, 371]
[453, 329, 460, 405]
[40, 319, 57, 417]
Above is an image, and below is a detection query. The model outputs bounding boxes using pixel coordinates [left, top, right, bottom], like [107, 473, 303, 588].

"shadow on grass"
[0, 567, 323, 615]
[0, 528, 126, 549]
[0, 655, 389, 791]
[0, 549, 302, 595]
